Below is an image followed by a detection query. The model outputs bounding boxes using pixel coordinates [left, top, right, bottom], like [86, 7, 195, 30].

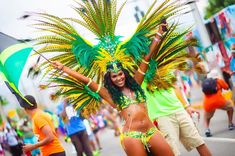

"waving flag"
[0, 32, 33, 106]
[1, 43, 32, 87]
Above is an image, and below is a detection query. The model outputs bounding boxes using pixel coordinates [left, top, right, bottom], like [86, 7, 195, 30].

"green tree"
[0, 115, 2, 125]
[0, 96, 8, 125]
[205, 0, 235, 19]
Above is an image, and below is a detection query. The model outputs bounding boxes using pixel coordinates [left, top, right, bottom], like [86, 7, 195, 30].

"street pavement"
[5, 86, 235, 156]
[61, 86, 235, 156]
[61, 110, 235, 156]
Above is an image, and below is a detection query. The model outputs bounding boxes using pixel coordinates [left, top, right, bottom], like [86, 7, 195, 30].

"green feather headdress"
[33, 0, 197, 117]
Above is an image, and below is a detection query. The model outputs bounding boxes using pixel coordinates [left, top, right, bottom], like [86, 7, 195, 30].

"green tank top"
[142, 81, 184, 120]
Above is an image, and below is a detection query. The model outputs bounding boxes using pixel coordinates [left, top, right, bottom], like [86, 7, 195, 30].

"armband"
[142, 59, 149, 65]
[138, 68, 145, 75]
[96, 84, 101, 93]
[154, 37, 160, 42]
[86, 78, 92, 87]
[156, 32, 162, 38]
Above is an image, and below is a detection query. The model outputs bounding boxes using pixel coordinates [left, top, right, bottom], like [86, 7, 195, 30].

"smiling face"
[110, 70, 126, 88]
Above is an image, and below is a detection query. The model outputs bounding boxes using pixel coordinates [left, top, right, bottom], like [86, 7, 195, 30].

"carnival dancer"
[31, 0, 198, 155]
[52, 24, 174, 155]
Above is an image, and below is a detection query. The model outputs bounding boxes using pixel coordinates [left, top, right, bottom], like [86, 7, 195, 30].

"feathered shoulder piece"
[33, 0, 197, 117]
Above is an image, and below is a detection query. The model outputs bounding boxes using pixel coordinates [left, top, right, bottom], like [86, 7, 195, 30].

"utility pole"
[189, 2, 212, 49]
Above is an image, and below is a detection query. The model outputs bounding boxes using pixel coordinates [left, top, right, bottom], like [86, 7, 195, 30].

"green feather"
[121, 31, 150, 61]
[145, 59, 158, 82]
[84, 86, 101, 100]
[71, 34, 98, 69]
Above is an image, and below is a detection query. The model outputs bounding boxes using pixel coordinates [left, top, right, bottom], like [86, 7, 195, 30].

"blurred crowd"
[0, 100, 120, 156]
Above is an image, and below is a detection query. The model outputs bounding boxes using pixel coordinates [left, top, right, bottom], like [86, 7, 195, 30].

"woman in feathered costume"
[32, 0, 198, 155]
[52, 23, 174, 155]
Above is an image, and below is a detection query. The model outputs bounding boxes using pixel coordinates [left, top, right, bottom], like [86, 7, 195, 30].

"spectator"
[20, 118, 40, 156]
[20, 95, 65, 156]
[0, 128, 5, 156]
[89, 116, 102, 150]
[229, 44, 235, 102]
[5, 127, 23, 156]
[100, 104, 120, 136]
[143, 82, 211, 156]
[203, 70, 234, 137]
[60, 99, 93, 156]
[83, 119, 98, 153]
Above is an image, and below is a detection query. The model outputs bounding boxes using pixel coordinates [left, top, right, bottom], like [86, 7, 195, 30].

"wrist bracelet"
[96, 84, 101, 93]
[156, 32, 162, 38]
[86, 78, 92, 87]
[142, 59, 149, 65]
[138, 68, 145, 75]
[154, 37, 160, 42]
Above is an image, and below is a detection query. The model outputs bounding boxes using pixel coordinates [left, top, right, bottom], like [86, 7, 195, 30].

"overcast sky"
[0, 0, 208, 39]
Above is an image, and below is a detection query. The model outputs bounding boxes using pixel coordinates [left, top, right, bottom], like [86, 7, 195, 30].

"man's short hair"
[231, 44, 235, 51]
[20, 95, 37, 110]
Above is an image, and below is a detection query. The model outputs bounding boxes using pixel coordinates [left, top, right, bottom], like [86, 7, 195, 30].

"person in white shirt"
[5, 128, 23, 156]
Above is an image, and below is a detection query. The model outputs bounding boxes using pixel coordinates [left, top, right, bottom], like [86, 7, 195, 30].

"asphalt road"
[61, 87, 235, 156]
[61, 109, 235, 156]
[5, 87, 235, 156]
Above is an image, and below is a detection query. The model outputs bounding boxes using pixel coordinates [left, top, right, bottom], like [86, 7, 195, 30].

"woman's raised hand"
[157, 23, 168, 36]
[159, 23, 168, 33]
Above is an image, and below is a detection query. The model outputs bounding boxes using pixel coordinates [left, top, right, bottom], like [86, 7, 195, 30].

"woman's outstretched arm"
[134, 24, 166, 84]
[52, 61, 114, 105]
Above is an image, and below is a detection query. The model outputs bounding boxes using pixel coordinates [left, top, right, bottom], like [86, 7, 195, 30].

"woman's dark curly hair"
[104, 68, 146, 105]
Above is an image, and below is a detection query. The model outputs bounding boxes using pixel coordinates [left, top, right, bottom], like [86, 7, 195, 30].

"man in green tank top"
[142, 82, 211, 156]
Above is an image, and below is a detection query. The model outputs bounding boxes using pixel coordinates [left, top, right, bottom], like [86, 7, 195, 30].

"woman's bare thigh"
[122, 137, 147, 156]
[148, 130, 174, 156]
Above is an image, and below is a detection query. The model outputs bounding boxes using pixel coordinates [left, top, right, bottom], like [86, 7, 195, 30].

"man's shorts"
[156, 110, 204, 156]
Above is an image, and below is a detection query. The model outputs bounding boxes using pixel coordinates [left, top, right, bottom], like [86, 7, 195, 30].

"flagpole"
[31, 49, 52, 63]
[0, 32, 52, 64]
[3, 81, 32, 106]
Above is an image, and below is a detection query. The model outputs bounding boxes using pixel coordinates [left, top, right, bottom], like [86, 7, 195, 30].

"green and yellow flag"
[0, 33, 33, 106]
[0, 43, 32, 88]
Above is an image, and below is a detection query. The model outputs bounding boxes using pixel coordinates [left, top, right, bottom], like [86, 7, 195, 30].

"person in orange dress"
[203, 70, 234, 137]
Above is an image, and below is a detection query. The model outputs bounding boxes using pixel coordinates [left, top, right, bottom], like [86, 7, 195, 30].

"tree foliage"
[205, 0, 235, 19]
[0, 96, 8, 106]
[0, 96, 8, 125]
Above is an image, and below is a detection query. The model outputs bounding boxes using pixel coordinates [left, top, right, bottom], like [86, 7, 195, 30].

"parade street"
[61, 87, 235, 156]
[1, 0, 235, 156]
[59, 110, 235, 156]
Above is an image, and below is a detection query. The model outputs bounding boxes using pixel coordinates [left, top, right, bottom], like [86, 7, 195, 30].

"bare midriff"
[120, 103, 154, 133]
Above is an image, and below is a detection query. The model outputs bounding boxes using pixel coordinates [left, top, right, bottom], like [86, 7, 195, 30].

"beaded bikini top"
[117, 92, 145, 111]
